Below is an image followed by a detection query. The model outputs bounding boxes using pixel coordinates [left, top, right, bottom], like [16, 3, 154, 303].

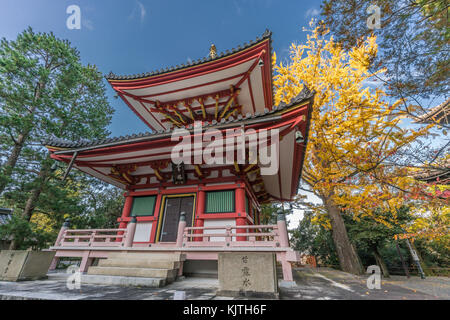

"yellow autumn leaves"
[273, 21, 447, 240]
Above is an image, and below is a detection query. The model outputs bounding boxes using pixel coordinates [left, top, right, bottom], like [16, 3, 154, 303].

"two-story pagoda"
[45, 30, 314, 284]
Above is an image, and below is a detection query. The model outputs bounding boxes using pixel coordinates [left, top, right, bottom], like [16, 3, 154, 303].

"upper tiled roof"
[43, 87, 313, 150]
[105, 30, 272, 81]
[413, 158, 450, 183]
[414, 98, 449, 125]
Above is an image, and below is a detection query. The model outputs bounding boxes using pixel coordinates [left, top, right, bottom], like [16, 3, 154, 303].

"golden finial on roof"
[209, 44, 217, 59]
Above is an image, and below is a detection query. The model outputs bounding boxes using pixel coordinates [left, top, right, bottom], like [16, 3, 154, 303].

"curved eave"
[106, 30, 272, 83]
[262, 99, 313, 202]
[106, 31, 275, 132]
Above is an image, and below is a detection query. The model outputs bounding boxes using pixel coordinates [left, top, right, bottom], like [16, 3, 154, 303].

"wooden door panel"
[160, 196, 194, 242]
[180, 196, 194, 227]
[160, 198, 180, 242]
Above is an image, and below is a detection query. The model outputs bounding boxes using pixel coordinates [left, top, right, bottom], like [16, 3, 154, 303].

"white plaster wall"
[203, 218, 236, 242]
[133, 222, 153, 242]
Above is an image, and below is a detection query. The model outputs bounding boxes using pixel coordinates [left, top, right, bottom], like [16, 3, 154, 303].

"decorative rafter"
[214, 94, 220, 120]
[146, 86, 243, 126]
[150, 160, 171, 182]
[154, 101, 182, 127]
[218, 87, 241, 121]
[169, 105, 188, 124]
[146, 88, 240, 127]
[223, 105, 242, 120]
[198, 98, 206, 120]
[110, 164, 139, 185]
[159, 89, 232, 110]
[194, 164, 203, 178]
[182, 101, 196, 121]
[233, 161, 240, 173]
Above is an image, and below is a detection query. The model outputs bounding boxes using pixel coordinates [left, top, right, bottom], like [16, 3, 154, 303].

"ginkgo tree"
[273, 21, 434, 274]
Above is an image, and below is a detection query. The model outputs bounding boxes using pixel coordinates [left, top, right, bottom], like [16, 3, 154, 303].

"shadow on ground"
[280, 267, 447, 300]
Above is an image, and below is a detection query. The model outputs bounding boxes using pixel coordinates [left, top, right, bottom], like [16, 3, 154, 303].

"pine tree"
[0, 28, 114, 248]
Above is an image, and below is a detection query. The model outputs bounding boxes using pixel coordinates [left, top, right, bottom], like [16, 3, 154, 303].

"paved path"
[0, 268, 448, 300]
[281, 267, 447, 300]
[384, 275, 450, 299]
[0, 275, 223, 300]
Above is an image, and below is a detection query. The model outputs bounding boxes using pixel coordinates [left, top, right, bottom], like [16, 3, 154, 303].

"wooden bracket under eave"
[62, 151, 78, 181]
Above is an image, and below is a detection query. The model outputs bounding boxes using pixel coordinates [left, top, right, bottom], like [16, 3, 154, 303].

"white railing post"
[49, 219, 71, 271]
[277, 210, 289, 248]
[272, 225, 279, 242]
[124, 216, 137, 247]
[55, 219, 70, 246]
[176, 212, 187, 248]
[226, 225, 232, 245]
[89, 230, 96, 246]
[183, 228, 188, 246]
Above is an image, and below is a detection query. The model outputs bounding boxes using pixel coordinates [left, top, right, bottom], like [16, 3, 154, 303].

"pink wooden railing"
[51, 215, 297, 282]
[54, 216, 290, 250]
[56, 228, 128, 247]
[182, 224, 282, 248]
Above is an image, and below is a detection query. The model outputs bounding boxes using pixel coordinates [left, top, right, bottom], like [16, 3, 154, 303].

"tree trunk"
[8, 161, 51, 250]
[373, 246, 390, 278]
[323, 195, 364, 275]
[395, 240, 410, 277]
[0, 81, 45, 195]
[0, 132, 31, 195]
[22, 162, 51, 221]
[8, 239, 17, 250]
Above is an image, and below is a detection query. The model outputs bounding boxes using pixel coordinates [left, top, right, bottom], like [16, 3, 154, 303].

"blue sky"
[1, 1, 325, 228]
[1, 0, 322, 137]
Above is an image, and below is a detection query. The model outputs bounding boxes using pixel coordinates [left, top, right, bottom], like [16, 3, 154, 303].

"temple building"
[45, 30, 314, 285]
[413, 98, 449, 193]
[414, 98, 449, 126]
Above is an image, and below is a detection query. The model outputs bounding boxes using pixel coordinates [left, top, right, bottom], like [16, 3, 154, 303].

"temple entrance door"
[159, 196, 194, 242]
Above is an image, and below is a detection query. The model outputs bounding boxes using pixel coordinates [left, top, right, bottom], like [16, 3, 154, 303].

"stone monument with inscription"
[0, 250, 56, 281]
[217, 252, 278, 298]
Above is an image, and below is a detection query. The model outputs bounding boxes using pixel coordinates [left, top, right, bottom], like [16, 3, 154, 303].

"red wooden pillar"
[116, 194, 133, 242]
[150, 192, 163, 243]
[194, 187, 205, 241]
[235, 186, 247, 241]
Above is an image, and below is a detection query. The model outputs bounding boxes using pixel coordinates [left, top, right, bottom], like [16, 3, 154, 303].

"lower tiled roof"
[43, 87, 314, 150]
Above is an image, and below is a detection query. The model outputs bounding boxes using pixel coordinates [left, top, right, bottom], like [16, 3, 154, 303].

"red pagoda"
[45, 30, 314, 285]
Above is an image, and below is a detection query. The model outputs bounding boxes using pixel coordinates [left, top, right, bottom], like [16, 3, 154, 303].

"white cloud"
[129, 1, 147, 24]
[82, 18, 94, 30]
[304, 7, 320, 19]
[362, 79, 382, 87]
[234, 1, 243, 16]
[137, 1, 146, 23]
[287, 208, 304, 230]
[287, 189, 323, 230]
[362, 73, 389, 88]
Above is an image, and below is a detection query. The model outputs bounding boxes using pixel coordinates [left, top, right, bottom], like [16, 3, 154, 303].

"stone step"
[87, 266, 177, 281]
[98, 258, 180, 269]
[81, 274, 166, 287]
[107, 252, 185, 261]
